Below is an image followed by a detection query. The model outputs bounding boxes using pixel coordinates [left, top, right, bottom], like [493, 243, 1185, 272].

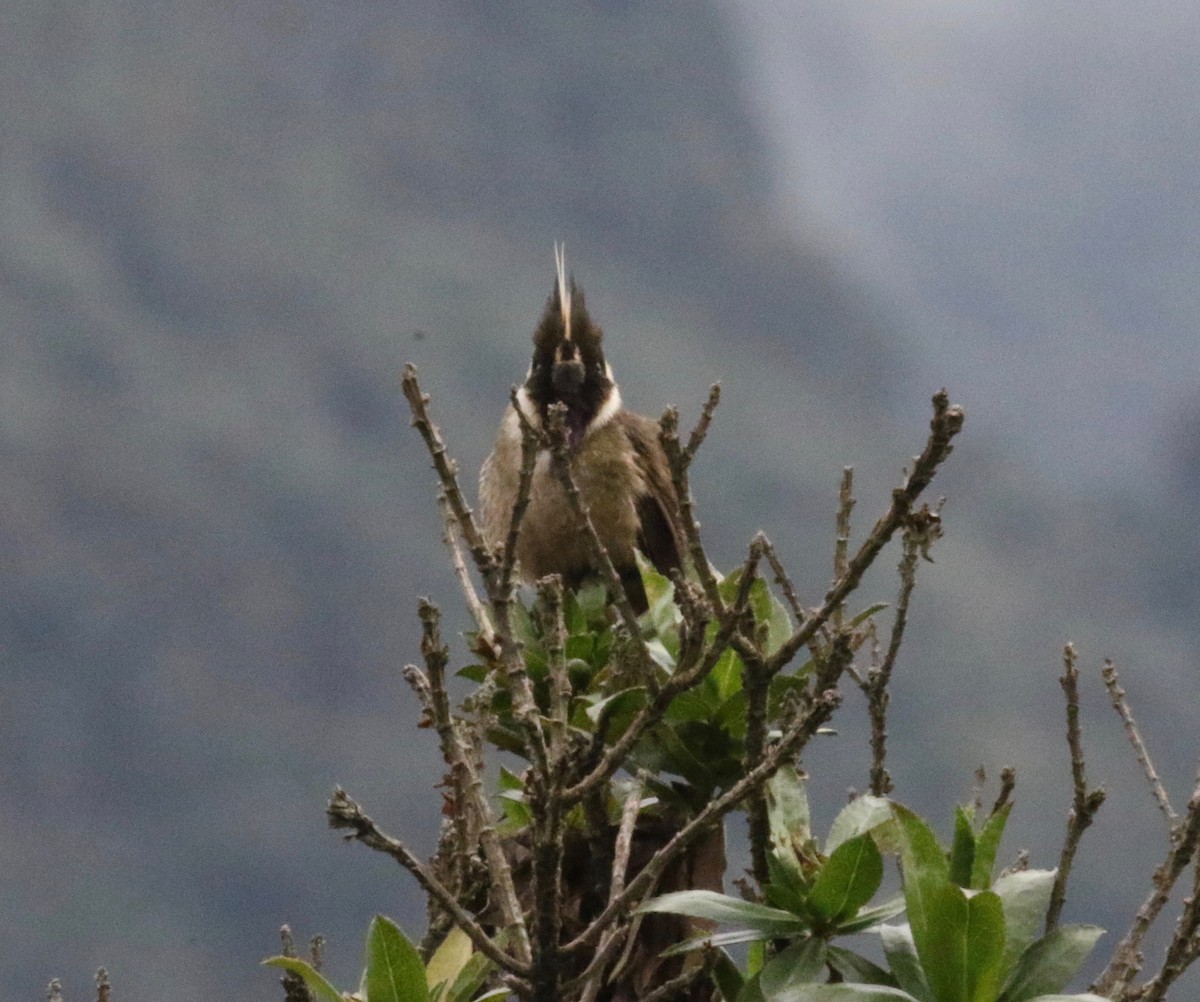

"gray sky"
[724, 1, 1200, 492]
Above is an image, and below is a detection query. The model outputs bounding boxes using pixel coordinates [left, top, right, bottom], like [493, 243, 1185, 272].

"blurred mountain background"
[6, 1, 1200, 996]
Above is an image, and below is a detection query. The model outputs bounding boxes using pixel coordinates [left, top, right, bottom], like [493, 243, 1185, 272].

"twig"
[436, 493, 495, 643]
[859, 519, 928, 797]
[408, 601, 532, 962]
[1102, 660, 1177, 827]
[1140, 795, 1200, 1002]
[832, 467, 855, 631]
[544, 403, 644, 635]
[642, 952, 716, 1002]
[742, 639, 772, 886]
[758, 533, 805, 621]
[576, 780, 650, 1002]
[1092, 782, 1200, 996]
[328, 788, 531, 977]
[401, 365, 496, 584]
[659, 404, 722, 610]
[1047, 644, 1106, 933]
[991, 766, 1016, 818]
[502, 386, 546, 595]
[766, 390, 964, 675]
[682, 383, 721, 468]
[278, 926, 312, 1002]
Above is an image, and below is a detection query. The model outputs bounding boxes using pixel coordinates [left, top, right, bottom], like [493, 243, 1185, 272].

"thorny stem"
[1046, 643, 1106, 933]
[766, 390, 964, 675]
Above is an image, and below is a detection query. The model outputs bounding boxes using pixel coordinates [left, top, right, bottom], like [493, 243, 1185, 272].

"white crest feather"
[554, 241, 572, 341]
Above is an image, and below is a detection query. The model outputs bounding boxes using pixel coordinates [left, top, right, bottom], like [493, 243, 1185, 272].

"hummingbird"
[479, 247, 685, 612]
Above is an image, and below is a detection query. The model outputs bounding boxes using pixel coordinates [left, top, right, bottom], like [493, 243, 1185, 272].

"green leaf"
[891, 804, 949, 955]
[262, 957, 346, 1002]
[711, 647, 745, 702]
[949, 807, 976, 889]
[836, 894, 907, 934]
[456, 664, 487, 683]
[808, 834, 884, 925]
[826, 796, 893, 854]
[496, 768, 532, 828]
[645, 635, 677, 671]
[760, 938, 828, 999]
[1011, 996, 1109, 1002]
[879, 924, 933, 1002]
[748, 576, 795, 656]
[712, 948, 747, 1002]
[849, 602, 890, 628]
[756, 985, 920, 1001]
[366, 915, 429, 1002]
[971, 805, 1012, 890]
[444, 947, 494, 1002]
[826, 946, 899, 987]
[639, 890, 807, 936]
[997, 926, 1104, 1002]
[424, 928, 472, 996]
[991, 870, 1057, 976]
[918, 886, 1005, 1002]
[768, 766, 815, 853]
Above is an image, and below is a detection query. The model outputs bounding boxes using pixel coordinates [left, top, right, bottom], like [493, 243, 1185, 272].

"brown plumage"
[479, 253, 685, 611]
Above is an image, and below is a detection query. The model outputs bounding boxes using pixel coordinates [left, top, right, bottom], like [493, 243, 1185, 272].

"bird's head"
[516, 246, 621, 448]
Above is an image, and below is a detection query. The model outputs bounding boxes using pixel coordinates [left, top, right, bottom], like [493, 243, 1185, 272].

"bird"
[479, 246, 685, 612]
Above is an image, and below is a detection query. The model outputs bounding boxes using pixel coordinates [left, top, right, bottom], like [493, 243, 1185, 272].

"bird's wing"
[616, 412, 685, 579]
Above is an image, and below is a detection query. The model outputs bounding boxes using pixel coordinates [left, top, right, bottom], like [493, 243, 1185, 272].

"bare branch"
[1103, 659, 1178, 827]
[409, 600, 532, 962]
[758, 532, 805, 621]
[1093, 781, 1200, 997]
[1140, 804, 1200, 1002]
[659, 404, 722, 610]
[544, 403, 644, 635]
[501, 386, 545, 595]
[436, 493, 495, 642]
[401, 365, 496, 583]
[328, 788, 530, 977]
[1047, 643, 1106, 932]
[682, 382, 721, 468]
[767, 390, 964, 675]
[832, 467, 855, 632]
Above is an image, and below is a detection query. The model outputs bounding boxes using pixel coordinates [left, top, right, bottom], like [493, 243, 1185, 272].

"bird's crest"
[554, 241, 572, 342]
